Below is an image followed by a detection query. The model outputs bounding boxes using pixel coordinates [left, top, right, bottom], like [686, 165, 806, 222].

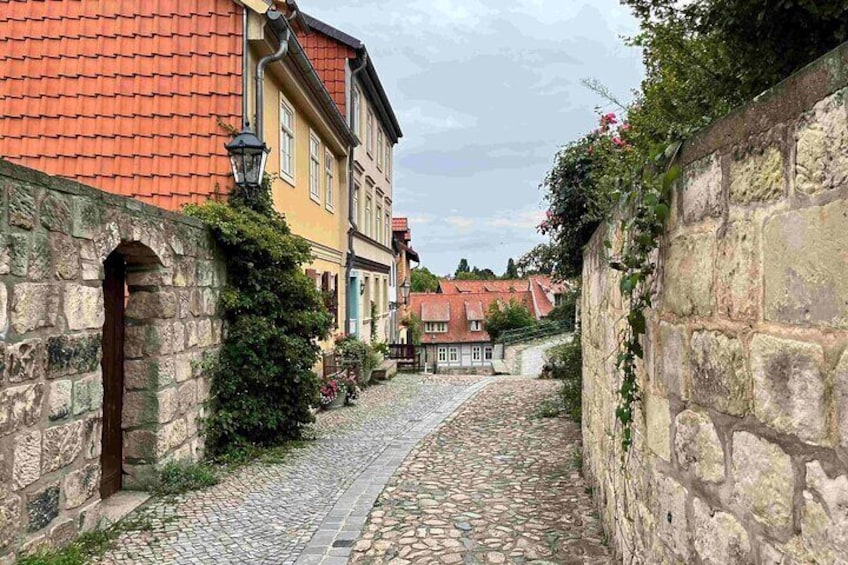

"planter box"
[321, 392, 346, 411]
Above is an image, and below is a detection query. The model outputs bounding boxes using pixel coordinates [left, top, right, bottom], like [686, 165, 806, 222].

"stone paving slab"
[349, 378, 611, 564]
[96, 374, 487, 565]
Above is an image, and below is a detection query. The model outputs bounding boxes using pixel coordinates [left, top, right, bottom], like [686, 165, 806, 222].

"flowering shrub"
[334, 335, 380, 385]
[319, 376, 342, 407]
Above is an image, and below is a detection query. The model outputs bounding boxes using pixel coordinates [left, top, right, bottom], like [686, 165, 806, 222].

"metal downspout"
[345, 52, 368, 336]
[242, 6, 249, 127]
[255, 10, 291, 143]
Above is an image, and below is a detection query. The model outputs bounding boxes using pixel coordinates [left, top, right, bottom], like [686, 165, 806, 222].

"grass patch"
[210, 440, 309, 469]
[570, 447, 584, 474]
[149, 461, 220, 497]
[537, 398, 563, 418]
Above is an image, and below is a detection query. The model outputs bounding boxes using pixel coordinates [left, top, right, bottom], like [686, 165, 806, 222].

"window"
[366, 111, 374, 156]
[386, 142, 392, 179]
[377, 129, 384, 170]
[309, 133, 321, 202]
[376, 204, 383, 243]
[424, 322, 447, 333]
[470, 320, 482, 332]
[437, 347, 447, 363]
[554, 293, 563, 306]
[484, 346, 493, 361]
[279, 96, 295, 183]
[365, 196, 372, 237]
[384, 213, 390, 247]
[472, 346, 482, 361]
[353, 183, 360, 227]
[324, 150, 334, 211]
[449, 347, 459, 362]
[352, 87, 362, 137]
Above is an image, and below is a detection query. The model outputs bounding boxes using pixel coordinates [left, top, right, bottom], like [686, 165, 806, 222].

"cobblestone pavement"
[97, 374, 486, 565]
[350, 378, 610, 565]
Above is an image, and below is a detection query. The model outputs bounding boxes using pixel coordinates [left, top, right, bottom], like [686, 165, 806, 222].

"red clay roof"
[421, 301, 450, 322]
[528, 275, 577, 319]
[392, 217, 408, 231]
[438, 279, 531, 294]
[0, 0, 243, 211]
[295, 22, 355, 117]
[464, 301, 484, 321]
[410, 291, 535, 344]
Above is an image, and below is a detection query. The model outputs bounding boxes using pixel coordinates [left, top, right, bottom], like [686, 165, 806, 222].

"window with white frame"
[377, 129, 384, 170]
[279, 96, 295, 182]
[376, 204, 383, 242]
[386, 142, 392, 179]
[424, 322, 447, 333]
[470, 320, 482, 331]
[472, 346, 482, 361]
[448, 347, 459, 362]
[309, 133, 321, 202]
[366, 111, 374, 156]
[484, 346, 493, 360]
[352, 87, 362, 137]
[324, 150, 334, 211]
[365, 196, 372, 237]
[437, 347, 447, 362]
[384, 212, 390, 247]
[353, 183, 360, 226]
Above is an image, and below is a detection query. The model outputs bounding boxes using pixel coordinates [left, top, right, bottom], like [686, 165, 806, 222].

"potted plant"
[342, 370, 361, 406]
[319, 374, 345, 410]
[335, 335, 375, 386]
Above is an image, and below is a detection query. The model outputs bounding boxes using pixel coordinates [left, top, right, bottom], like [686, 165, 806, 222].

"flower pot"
[321, 392, 345, 411]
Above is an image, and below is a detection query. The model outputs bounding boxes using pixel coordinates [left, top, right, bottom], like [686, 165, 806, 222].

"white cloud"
[488, 209, 545, 230]
[444, 216, 475, 233]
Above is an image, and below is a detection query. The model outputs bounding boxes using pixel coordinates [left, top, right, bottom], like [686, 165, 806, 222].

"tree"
[504, 258, 519, 279]
[455, 258, 470, 278]
[483, 298, 536, 342]
[410, 266, 439, 293]
[517, 243, 558, 277]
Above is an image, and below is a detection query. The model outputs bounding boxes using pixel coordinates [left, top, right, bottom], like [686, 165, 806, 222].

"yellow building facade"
[246, 9, 357, 344]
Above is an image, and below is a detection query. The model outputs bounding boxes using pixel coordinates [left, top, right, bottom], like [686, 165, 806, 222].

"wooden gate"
[100, 252, 125, 499]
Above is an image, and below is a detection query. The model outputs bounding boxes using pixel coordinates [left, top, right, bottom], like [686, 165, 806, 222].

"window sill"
[280, 173, 296, 188]
[310, 193, 321, 205]
[325, 204, 335, 213]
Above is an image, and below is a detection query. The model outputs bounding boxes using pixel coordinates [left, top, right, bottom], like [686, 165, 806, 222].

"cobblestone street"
[350, 378, 610, 565]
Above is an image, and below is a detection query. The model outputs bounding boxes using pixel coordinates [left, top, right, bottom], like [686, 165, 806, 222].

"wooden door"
[100, 252, 125, 499]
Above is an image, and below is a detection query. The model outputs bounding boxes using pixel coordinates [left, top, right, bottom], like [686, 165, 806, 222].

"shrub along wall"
[582, 44, 848, 564]
[0, 160, 225, 560]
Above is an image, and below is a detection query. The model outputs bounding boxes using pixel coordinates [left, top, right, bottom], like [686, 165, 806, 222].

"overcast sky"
[305, 0, 644, 276]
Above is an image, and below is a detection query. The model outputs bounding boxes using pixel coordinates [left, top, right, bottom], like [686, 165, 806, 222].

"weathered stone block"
[63, 283, 104, 331]
[174, 354, 192, 383]
[48, 518, 76, 549]
[0, 384, 44, 437]
[72, 371, 103, 416]
[692, 497, 750, 564]
[652, 474, 689, 560]
[202, 288, 218, 316]
[63, 463, 100, 509]
[763, 200, 848, 328]
[124, 429, 158, 462]
[657, 322, 688, 400]
[71, 196, 102, 240]
[689, 331, 750, 416]
[11, 283, 58, 334]
[172, 321, 185, 353]
[40, 192, 71, 233]
[674, 409, 724, 483]
[796, 89, 848, 195]
[158, 418, 187, 455]
[197, 319, 213, 347]
[185, 320, 198, 348]
[663, 232, 715, 317]
[9, 183, 37, 230]
[125, 290, 177, 321]
[0, 496, 21, 549]
[838, 350, 848, 447]
[26, 485, 59, 532]
[122, 390, 158, 428]
[681, 154, 723, 223]
[715, 220, 760, 321]
[125, 357, 174, 390]
[196, 260, 216, 287]
[27, 235, 51, 280]
[750, 335, 828, 445]
[5, 339, 45, 383]
[13, 429, 41, 490]
[125, 266, 172, 288]
[48, 379, 72, 422]
[46, 333, 101, 378]
[645, 394, 671, 461]
[42, 421, 82, 473]
[81, 413, 101, 460]
[125, 324, 172, 359]
[801, 461, 848, 556]
[729, 146, 784, 205]
[49, 233, 80, 280]
[731, 431, 794, 529]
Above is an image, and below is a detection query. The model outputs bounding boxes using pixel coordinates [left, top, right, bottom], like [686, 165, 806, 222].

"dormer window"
[554, 293, 563, 306]
[424, 322, 447, 333]
[470, 320, 482, 331]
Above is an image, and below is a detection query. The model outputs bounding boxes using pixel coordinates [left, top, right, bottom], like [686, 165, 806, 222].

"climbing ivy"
[186, 175, 332, 454]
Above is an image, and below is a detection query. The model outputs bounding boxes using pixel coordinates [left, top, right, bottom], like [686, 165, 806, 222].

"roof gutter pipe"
[255, 9, 290, 143]
[344, 51, 368, 336]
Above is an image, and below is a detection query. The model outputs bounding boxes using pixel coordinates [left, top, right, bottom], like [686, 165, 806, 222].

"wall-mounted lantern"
[225, 126, 269, 189]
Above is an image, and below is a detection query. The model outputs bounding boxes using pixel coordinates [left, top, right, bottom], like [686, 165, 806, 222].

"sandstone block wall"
[582, 44, 848, 564]
[0, 160, 225, 560]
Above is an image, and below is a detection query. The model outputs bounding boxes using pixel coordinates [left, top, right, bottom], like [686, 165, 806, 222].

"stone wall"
[503, 333, 572, 376]
[581, 44, 848, 564]
[0, 160, 225, 560]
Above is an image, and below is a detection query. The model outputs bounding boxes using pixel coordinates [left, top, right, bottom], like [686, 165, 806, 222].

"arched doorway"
[100, 250, 125, 498]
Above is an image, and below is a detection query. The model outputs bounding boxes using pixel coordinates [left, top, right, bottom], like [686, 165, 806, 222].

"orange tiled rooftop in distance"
[0, 0, 243, 211]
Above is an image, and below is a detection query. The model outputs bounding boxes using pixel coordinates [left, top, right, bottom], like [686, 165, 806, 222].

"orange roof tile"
[297, 30, 354, 116]
[0, 0, 243, 211]
[437, 279, 531, 294]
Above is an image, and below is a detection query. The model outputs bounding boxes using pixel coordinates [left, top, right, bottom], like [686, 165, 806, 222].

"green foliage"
[18, 530, 114, 565]
[545, 286, 580, 330]
[371, 341, 390, 357]
[185, 175, 331, 454]
[455, 267, 497, 280]
[541, 332, 583, 422]
[335, 335, 380, 381]
[516, 243, 558, 276]
[455, 258, 470, 277]
[369, 301, 378, 342]
[504, 257, 519, 279]
[410, 266, 440, 293]
[483, 298, 536, 342]
[149, 461, 219, 497]
[403, 312, 424, 345]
